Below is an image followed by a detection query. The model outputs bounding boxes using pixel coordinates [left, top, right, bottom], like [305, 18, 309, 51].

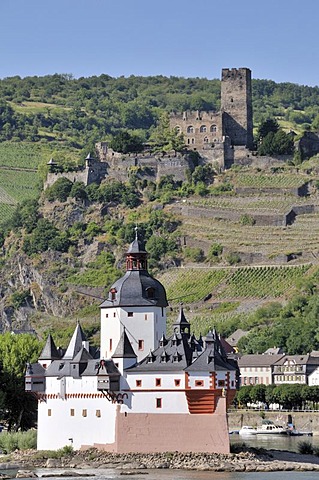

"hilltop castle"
[45, 68, 253, 190]
[170, 67, 253, 168]
[26, 233, 237, 453]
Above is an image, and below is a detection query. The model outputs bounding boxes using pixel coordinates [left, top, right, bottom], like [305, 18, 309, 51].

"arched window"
[187, 126, 194, 134]
[146, 287, 155, 299]
[204, 136, 209, 143]
[191, 138, 195, 144]
[210, 125, 217, 133]
[175, 126, 181, 134]
[200, 125, 207, 133]
[110, 288, 117, 301]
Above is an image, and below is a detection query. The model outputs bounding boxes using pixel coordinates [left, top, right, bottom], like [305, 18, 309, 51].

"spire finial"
[134, 225, 138, 240]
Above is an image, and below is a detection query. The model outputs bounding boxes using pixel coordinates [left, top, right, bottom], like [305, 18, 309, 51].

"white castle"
[26, 232, 237, 453]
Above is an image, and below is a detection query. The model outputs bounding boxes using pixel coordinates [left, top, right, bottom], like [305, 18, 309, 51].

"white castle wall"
[100, 306, 166, 362]
[37, 376, 117, 450]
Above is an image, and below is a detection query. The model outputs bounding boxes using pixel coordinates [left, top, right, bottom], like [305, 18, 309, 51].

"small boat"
[256, 420, 287, 435]
[239, 425, 257, 435]
[286, 428, 303, 436]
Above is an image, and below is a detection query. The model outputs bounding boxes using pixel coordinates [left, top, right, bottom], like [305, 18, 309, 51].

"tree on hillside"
[257, 118, 279, 140]
[109, 131, 144, 154]
[0, 333, 41, 431]
[45, 177, 73, 202]
[149, 112, 185, 153]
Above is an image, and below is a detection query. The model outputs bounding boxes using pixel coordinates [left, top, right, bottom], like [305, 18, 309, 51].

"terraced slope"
[159, 264, 312, 334]
[174, 193, 319, 260]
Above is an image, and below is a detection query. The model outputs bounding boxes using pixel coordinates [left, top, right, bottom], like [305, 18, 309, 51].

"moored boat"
[256, 420, 287, 435]
[239, 425, 257, 435]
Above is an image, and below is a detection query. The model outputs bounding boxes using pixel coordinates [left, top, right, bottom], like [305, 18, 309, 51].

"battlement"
[171, 110, 220, 122]
[221, 68, 251, 81]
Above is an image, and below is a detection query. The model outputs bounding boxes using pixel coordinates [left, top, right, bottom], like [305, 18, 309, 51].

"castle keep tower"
[221, 68, 253, 149]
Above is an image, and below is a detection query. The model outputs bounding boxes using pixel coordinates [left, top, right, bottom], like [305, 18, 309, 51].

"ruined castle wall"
[45, 171, 88, 189]
[170, 111, 223, 151]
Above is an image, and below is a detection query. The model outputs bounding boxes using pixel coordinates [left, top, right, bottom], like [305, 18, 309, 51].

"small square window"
[48, 409, 52, 416]
[195, 380, 204, 387]
[106, 313, 108, 318]
[136, 380, 142, 387]
[128, 312, 133, 317]
[155, 378, 161, 387]
[70, 409, 75, 417]
[218, 379, 225, 387]
[156, 398, 162, 409]
[174, 379, 181, 387]
[82, 409, 87, 417]
[113, 312, 116, 317]
[96, 410, 101, 418]
[144, 314, 148, 320]
[109, 338, 113, 351]
[138, 340, 144, 351]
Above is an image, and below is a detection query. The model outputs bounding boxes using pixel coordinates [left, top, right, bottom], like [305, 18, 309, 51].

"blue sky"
[1, 0, 318, 86]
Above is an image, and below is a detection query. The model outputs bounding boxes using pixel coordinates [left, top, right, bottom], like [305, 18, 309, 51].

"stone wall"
[93, 398, 230, 454]
[221, 68, 253, 149]
[170, 111, 223, 151]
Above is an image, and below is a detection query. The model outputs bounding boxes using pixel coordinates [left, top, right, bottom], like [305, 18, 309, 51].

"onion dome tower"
[100, 228, 168, 362]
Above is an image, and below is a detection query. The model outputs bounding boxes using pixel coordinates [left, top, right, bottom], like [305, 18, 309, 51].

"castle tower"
[221, 68, 253, 149]
[100, 230, 168, 362]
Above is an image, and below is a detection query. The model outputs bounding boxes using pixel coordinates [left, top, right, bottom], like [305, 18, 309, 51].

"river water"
[29, 469, 319, 480]
[230, 432, 319, 452]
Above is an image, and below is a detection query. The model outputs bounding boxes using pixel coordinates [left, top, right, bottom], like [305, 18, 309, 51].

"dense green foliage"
[235, 383, 319, 410]
[0, 73, 319, 148]
[0, 430, 37, 452]
[0, 333, 42, 431]
[109, 131, 144, 153]
[237, 279, 319, 354]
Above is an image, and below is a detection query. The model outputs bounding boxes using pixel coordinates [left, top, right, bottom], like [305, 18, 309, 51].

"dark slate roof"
[112, 329, 137, 359]
[186, 329, 237, 372]
[39, 334, 61, 361]
[26, 362, 45, 376]
[173, 306, 190, 331]
[127, 331, 195, 372]
[96, 359, 121, 376]
[127, 236, 146, 254]
[100, 270, 168, 308]
[186, 346, 237, 372]
[44, 356, 120, 377]
[63, 322, 87, 360]
[72, 346, 93, 363]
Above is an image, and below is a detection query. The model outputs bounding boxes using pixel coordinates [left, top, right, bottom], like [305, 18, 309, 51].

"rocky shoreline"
[1, 448, 319, 475]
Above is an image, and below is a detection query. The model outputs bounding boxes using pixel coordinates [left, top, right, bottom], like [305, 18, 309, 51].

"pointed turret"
[39, 334, 61, 368]
[63, 322, 89, 360]
[173, 304, 190, 336]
